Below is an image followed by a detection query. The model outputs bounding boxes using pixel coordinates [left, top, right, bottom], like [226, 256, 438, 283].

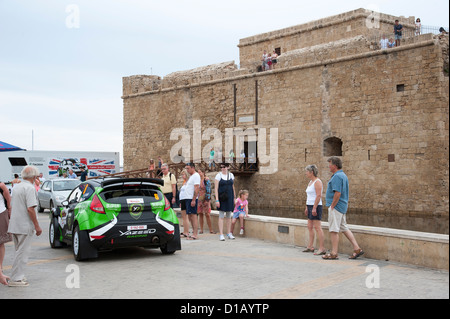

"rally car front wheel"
[49, 217, 66, 248]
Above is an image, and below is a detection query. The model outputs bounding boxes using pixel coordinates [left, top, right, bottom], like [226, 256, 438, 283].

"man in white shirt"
[380, 35, 389, 49]
[7, 165, 42, 287]
[184, 163, 200, 240]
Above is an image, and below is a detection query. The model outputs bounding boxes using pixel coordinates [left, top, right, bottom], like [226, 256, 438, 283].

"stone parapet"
[204, 211, 450, 270]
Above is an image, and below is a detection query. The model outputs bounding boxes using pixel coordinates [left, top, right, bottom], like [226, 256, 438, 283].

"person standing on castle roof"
[267, 53, 273, 70]
[380, 35, 389, 49]
[388, 38, 395, 48]
[271, 50, 278, 69]
[415, 18, 421, 36]
[262, 50, 269, 71]
[394, 19, 403, 47]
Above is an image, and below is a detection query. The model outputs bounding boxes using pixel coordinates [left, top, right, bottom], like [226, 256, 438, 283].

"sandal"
[302, 247, 315, 253]
[187, 236, 198, 240]
[349, 248, 364, 259]
[314, 250, 327, 255]
[322, 253, 339, 260]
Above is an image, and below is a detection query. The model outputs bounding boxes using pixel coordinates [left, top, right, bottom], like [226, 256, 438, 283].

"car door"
[63, 186, 83, 239]
[40, 181, 52, 208]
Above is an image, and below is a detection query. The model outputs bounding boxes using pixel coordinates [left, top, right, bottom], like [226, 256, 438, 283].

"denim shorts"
[233, 211, 246, 219]
[307, 205, 323, 220]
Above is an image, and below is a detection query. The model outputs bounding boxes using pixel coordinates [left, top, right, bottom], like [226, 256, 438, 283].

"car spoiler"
[100, 178, 164, 188]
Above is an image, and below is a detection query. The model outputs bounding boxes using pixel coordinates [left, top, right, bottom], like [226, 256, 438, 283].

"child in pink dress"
[232, 190, 249, 235]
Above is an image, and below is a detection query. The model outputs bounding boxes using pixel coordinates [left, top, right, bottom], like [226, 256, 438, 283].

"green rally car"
[49, 178, 181, 261]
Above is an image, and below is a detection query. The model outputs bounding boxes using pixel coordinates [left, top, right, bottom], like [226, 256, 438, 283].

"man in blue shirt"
[394, 19, 403, 47]
[323, 157, 364, 260]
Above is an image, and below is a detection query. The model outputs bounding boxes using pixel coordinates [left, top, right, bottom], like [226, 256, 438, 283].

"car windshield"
[100, 184, 162, 203]
[53, 180, 80, 191]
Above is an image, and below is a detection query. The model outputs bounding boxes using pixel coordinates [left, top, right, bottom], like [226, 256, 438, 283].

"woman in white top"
[178, 170, 191, 238]
[303, 165, 325, 255]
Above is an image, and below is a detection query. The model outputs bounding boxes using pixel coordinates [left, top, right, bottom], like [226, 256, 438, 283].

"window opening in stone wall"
[396, 84, 405, 92]
[323, 137, 343, 156]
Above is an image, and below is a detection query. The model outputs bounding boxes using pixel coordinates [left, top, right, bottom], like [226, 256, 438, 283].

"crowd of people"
[161, 156, 363, 261]
[0, 156, 365, 287]
[379, 18, 448, 49]
[261, 50, 279, 71]
[172, 162, 248, 241]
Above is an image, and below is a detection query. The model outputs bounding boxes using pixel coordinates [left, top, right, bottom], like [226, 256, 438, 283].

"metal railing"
[370, 25, 449, 49]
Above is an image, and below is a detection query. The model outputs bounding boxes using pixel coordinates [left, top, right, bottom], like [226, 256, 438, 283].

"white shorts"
[328, 207, 349, 233]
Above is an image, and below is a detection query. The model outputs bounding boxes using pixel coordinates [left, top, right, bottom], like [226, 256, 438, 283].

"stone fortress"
[122, 9, 449, 234]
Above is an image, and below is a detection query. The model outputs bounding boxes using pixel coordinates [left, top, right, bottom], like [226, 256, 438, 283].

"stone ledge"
[193, 210, 449, 270]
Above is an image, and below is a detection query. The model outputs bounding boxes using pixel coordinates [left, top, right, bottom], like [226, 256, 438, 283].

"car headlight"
[55, 195, 66, 201]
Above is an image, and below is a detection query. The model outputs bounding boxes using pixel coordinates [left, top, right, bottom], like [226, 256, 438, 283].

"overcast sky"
[0, 0, 448, 166]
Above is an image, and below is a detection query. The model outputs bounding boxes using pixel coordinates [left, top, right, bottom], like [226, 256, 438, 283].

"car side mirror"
[61, 200, 69, 207]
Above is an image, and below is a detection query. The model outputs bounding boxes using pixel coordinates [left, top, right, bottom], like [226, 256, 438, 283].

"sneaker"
[8, 279, 29, 287]
[239, 228, 244, 235]
[219, 234, 225, 241]
[227, 233, 235, 240]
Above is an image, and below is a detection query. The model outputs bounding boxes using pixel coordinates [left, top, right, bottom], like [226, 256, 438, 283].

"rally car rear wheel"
[72, 225, 98, 261]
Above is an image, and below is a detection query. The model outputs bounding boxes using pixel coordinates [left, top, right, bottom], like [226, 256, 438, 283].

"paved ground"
[1, 212, 448, 301]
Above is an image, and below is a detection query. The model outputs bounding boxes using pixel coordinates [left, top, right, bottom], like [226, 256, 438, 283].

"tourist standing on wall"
[271, 50, 278, 69]
[322, 157, 364, 260]
[215, 163, 236, 241]
[184, 163, 200, 240]
[303, 165, 325, 255]
[197, 168, 213, 234]
[394, 19, 403, 47]
[7, 165, 42, 287]
[415, 18, 421, 36]
[380, 35, 389, 49]
[262, 50, 268, 71]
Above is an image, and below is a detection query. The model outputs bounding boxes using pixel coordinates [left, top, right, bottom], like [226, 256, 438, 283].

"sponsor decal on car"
[119, 228, 156, 238]
[129, 203, 144, 220]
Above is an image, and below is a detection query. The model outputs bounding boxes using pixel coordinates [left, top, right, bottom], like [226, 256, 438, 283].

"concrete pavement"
[0, 212, 448, 300]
